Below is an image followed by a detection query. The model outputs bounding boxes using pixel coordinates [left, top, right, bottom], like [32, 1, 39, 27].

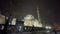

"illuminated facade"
[23, 14, 34, 26]
[11, 18, 16, 25]
[23, 14, 42, 27]
[0, 14, 5, 24]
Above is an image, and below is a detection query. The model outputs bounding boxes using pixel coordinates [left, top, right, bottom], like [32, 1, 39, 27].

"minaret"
[37, 6, 42, 27]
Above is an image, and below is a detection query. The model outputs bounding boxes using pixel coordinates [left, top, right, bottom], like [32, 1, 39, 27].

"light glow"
[45, 26, 52, 29]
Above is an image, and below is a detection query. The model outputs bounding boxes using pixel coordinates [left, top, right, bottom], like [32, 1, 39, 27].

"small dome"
[24, 14, 34, 20]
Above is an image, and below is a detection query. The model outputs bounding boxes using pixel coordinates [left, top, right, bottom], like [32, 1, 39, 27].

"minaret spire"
[37, 6, 40, 22]
[37, 6, 42, 27]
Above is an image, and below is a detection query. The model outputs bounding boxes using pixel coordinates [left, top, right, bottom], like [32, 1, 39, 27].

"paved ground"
[1, 31, 60, 34]
[6, 32, 56, 34]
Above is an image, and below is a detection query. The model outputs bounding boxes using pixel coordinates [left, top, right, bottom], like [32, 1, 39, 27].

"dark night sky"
[0, 0, 60, 25]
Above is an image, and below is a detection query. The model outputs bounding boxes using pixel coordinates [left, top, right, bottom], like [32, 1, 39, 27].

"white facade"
[11, 18, 16, 25]
[0, 14, 5, 24]
[23, 14, 42, 27]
